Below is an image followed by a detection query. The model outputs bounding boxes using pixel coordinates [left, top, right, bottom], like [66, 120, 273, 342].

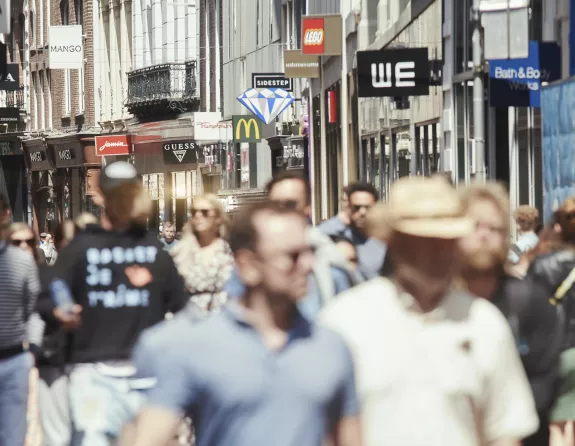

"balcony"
[6, 87, 24, 109]
[126, 60, 199, 117]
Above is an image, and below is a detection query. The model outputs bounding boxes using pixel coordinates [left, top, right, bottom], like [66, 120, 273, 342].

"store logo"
[30, 151, 43, 162]
[50, 45, 82, 53]
[58, 149, 73, 160]
[232, 115, 262, 143]
[357, 48, 430, 98]
[162, 140, 200, 164]
[99, 140, 127, 152]
[372, 62, 416, 88]
[304, 29, 323, 45]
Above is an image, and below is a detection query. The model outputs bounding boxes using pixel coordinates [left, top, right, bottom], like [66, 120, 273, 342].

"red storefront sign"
[302, 18, 325, 55]
[95, 135, 132, 156]
[328, 90, 337, 123]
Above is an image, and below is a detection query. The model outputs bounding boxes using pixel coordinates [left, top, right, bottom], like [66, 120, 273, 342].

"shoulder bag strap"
[549, 266, 575, 306]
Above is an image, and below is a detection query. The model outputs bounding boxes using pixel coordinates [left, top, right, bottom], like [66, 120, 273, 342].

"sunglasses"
[351, 204, 372, 213]
[11, 238, 35, 248]
[270, 199, 298, 210]
[191, 208, 214, 217]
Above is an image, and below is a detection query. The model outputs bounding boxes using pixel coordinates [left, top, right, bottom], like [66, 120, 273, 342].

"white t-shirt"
[319, 277, 539, 446]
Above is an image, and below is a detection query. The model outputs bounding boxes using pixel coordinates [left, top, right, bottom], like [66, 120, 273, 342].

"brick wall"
[199, 0, 206, 111]
[44, 0, 95, 130]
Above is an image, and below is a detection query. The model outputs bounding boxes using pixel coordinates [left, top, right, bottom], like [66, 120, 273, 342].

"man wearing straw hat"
[319, 175, 539, 446]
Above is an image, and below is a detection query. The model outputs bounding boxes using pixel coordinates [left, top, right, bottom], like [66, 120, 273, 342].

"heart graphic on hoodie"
[124, 265, 153, 287]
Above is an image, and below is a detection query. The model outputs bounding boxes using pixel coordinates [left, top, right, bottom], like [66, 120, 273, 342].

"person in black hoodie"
[458, 182, 562, 446]
[528, 197, 575, 443]
[49, 161, 188, 446]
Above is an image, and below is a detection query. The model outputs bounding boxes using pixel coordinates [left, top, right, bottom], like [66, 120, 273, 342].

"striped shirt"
[0, 242, 41, 349]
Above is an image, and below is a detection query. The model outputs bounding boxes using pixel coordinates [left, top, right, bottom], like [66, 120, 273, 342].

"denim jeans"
[0, 352, 33, 445]
[68, 363, 154, 446]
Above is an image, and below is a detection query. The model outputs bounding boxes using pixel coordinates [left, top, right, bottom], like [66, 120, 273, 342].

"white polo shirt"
[319, 277, 539, 446]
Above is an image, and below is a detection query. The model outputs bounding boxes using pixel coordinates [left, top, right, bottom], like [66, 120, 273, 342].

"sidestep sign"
[232, 116, 262, 143]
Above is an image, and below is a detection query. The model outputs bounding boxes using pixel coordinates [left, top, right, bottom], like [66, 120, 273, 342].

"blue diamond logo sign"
[237, 88, 295, 125]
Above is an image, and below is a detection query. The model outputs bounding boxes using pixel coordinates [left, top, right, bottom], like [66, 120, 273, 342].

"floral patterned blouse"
[175, 237, 234, 314]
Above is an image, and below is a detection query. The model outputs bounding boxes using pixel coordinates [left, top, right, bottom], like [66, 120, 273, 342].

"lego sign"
[301, 15, 342, 56]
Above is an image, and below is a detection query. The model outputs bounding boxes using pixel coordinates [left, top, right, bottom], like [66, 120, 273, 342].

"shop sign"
[301, 15, 342, 56]
[162, 140, 203, 164]
[0, 64, 20, 91]
[283, 145, 304, 160]
[48, 25, 84, 69]
[0, 140, 21, 155]
[489, 41, 561, 108]
[252, 73, 293, 91]
[357, 48, 430, 98]
[193, 112, 232, 141]
[95, 135, 131, 156]
[0, 107, 19, 123]
[232, 115, 262, 143]
[283, 50, 320, 79]
[25, 145, 53, 171]
[53, 144, 84, 168]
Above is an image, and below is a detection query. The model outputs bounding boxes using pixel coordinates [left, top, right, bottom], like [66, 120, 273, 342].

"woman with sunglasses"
[7, 223, 47, 446]
[171, 194, 233, 316]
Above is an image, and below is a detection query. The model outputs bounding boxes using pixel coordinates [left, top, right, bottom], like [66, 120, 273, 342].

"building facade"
[356, 0, 441, 203]
[19, 0, 101, 233]
[126, 0, 200, 231]
[218, 0, 284, 213]
[442, 0, 556, 230]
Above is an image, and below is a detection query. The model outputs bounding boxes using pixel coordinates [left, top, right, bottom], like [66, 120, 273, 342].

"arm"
[132, 340, 197, 446]
[331, 341, 362, 446]
[162, 253, 188, 314]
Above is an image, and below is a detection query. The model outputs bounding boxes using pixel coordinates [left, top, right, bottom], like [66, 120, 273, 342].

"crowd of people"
[3, 160, 575, 446]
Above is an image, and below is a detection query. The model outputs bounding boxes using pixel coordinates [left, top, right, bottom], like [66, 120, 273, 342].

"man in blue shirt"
[131, 203, 360, 446]
[319, 182, 386, 279]
[225, 172, 358, 321]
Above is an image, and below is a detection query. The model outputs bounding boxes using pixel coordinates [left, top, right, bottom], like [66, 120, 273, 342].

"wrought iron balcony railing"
[6, 87, 24, 109]
[126, 61, 198, 112]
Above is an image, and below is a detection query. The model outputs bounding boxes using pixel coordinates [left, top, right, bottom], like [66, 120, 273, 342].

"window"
[39, 71, 45, 129]
[29, 11, 35, 48]
[39, 0, 43, 46]
[74, 0, 83, 25]
[47, 70, 52, 128]
[32, 73, 38, 130]
[256, 0, 260, 47]
[78, 68, 84, 113]
[61, 1, 71, 116]
[60, 0, 69, 25]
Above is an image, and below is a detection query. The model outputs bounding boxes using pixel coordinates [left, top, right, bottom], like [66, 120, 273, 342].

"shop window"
[454, 0, 472, 74]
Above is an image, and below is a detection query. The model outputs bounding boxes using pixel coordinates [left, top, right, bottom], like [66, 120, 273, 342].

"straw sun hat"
[367, 175, 474, 241]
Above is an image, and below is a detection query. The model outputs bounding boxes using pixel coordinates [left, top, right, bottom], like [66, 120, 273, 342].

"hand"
[53, 305, 82, 330]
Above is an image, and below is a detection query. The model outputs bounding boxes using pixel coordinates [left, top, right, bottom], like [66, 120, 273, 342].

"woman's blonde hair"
[101, 182, 152, 227]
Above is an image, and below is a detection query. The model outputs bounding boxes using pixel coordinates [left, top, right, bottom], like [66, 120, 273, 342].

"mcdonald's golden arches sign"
[232, 115, 262, 143]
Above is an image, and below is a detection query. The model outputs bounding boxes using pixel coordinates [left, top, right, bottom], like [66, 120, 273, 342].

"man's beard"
[462, 247, 506, 273]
